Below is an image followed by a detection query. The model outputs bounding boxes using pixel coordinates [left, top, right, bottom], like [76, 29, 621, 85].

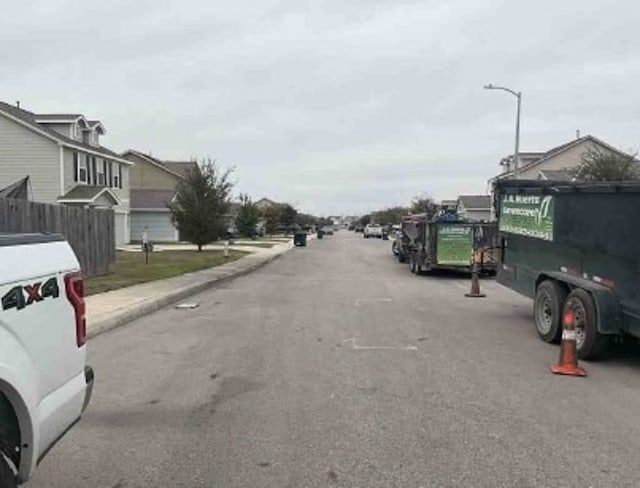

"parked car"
[321, 226, 334, 235]
[0, 233, 94, 487]
[495, 179, 640, 359]
[364, 224, 383, 239]
[354, 225, 364, 233]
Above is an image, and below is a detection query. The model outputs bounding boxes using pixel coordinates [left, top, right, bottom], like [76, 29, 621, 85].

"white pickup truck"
[0, 233, 93, 487]
[363, 224, 383, 239]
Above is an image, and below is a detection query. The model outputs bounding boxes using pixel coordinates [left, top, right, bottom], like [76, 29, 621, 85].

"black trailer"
[397, 214, 498, 274]
[495, 179, 640, 359]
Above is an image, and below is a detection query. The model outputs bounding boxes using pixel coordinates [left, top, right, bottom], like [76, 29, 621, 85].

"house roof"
[161, 161, 198, 179]
[0, 176, 29, 199]
[0, 101, 131, 165]
[538, 169, 574, 181]
[57, 185, 120, 204]
[457, 195, 491, 209]
[255, 198, 279, 207]
[34, 113, 83, 121]
[500, 152, 545, 167]
[122, 150, 196, 181]
[130, 189, 176, 210]
[499, 135, 635, 179]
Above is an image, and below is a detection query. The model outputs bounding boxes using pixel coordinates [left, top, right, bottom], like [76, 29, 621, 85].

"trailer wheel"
[564, 289, 609, 360]
[534, 280, 567, 343]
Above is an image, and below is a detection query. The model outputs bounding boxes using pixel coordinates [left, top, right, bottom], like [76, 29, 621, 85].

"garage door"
[130, 211, 177, 242]
[114, 213, 129, 246]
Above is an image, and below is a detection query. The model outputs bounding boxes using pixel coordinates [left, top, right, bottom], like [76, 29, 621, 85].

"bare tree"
[573, 148, 639, 182]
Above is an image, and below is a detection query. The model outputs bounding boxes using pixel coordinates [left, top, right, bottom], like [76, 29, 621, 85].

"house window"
[73, 152, 79, 182]
[113, 163, 121, 189]
[108, 161, 113, 187]
[78, 154, 88, 183]
[91, 157, 97, 185]
[98, 159, 106, 186]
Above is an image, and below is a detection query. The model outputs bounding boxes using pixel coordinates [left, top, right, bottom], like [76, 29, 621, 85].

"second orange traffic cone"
[550, 309, 586, 377]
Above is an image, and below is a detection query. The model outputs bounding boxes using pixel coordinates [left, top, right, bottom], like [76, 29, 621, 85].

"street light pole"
[484, 84, 522, 179]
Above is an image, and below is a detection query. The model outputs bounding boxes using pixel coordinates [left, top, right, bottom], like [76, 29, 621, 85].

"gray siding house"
[0, 101, 133, 245]
[456, 195, 492, 222]
[122, 150, 198, 242]
[495, 135, 634, 181]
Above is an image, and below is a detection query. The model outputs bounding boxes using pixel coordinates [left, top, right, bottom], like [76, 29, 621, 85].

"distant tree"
[297, 213, 318, 229]
[372, 206, 410, 225]
[262, 204, 282, 234]
[169, 159, 233, 251]
[359, 214, 371, 226]
[572, 148, 640, 181]
[279, 204, 298, 230]
[410, 195, 438, 218]
[235, 194, 261, 238]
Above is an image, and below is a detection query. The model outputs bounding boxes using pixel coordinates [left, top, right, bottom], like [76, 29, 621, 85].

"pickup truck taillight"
[65, 273, 87, 347]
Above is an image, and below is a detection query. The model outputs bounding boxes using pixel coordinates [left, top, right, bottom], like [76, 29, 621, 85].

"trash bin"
[294, 232, 308, 247]
[317, 229, 324, 239]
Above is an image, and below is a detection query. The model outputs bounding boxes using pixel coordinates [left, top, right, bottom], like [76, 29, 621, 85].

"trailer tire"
[534, 280, 567, 343]
[564, 289, 609, 360]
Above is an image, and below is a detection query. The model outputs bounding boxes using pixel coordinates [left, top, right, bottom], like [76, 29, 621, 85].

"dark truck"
[397, 213, 498, 275]
[495, 179, 640, 359]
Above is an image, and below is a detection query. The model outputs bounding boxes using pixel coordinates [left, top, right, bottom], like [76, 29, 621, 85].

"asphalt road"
[31, 231, 640, 488]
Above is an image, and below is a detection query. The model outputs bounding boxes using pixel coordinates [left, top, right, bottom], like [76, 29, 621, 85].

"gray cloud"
[2, 0, 640, 214]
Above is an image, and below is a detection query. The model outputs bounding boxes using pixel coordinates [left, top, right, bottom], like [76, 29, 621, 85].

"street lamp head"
[483, 83, 494, 90]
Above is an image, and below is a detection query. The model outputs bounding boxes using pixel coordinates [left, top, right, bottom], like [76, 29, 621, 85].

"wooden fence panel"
[0, 197, 115, 277]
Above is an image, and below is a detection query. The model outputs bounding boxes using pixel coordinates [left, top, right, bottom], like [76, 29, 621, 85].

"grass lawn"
[86, 250, 246, 296]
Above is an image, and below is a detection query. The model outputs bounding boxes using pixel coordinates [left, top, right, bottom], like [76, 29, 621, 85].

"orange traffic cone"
[550, 309, 587, 377]
[465, 262, 486, 298]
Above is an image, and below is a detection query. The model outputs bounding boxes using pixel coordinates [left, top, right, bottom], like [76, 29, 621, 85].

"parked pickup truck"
[363, 224, 383, 239]
[0, 233, 93, 487]
[495, 179, 640, 359]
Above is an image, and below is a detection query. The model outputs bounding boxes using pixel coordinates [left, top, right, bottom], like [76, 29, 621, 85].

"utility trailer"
[399, 214, 498, 275]
[494, 179, 640, 359]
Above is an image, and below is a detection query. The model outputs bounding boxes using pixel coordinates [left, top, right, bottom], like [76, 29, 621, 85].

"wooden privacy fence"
[0, 197, 115, 277]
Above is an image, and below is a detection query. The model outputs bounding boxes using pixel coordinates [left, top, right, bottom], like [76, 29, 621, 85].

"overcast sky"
[2, 0, 639, 215]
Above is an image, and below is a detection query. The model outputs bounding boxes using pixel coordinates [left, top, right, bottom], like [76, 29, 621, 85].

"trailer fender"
[537, 272, 624, 335]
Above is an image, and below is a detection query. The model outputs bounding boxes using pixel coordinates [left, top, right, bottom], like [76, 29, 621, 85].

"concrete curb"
[87, 248, 289, 339]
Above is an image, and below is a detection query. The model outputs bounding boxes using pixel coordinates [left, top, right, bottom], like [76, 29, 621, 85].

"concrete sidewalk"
[87, 239, 298, 338]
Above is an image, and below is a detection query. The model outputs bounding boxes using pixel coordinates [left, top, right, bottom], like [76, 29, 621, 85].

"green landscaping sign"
[437, 225, 473, 266]
[499, 194, 555, 241]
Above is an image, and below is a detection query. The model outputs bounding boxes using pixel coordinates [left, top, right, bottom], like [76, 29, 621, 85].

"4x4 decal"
[1, 277, 60, 311]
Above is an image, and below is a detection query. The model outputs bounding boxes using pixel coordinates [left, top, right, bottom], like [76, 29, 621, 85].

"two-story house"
[456, 195, 492, 222]
[122, 150, 198, 242]
[0, 101, 133, 245]
[494, 135, 633, 181]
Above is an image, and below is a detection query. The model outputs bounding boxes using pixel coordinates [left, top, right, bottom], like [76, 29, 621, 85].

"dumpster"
[294, 232, 308, 247]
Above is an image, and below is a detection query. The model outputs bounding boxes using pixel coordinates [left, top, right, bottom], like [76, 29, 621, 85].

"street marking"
[342, 338, 418, 351]
[354, 298, 392, 307]
[175, 302, 199, 309]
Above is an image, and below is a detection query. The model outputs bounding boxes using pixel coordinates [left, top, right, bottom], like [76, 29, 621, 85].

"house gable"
[517, 137, 625, 179]
[123, 151, 183, 191]
[0, 111, 61, 204]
